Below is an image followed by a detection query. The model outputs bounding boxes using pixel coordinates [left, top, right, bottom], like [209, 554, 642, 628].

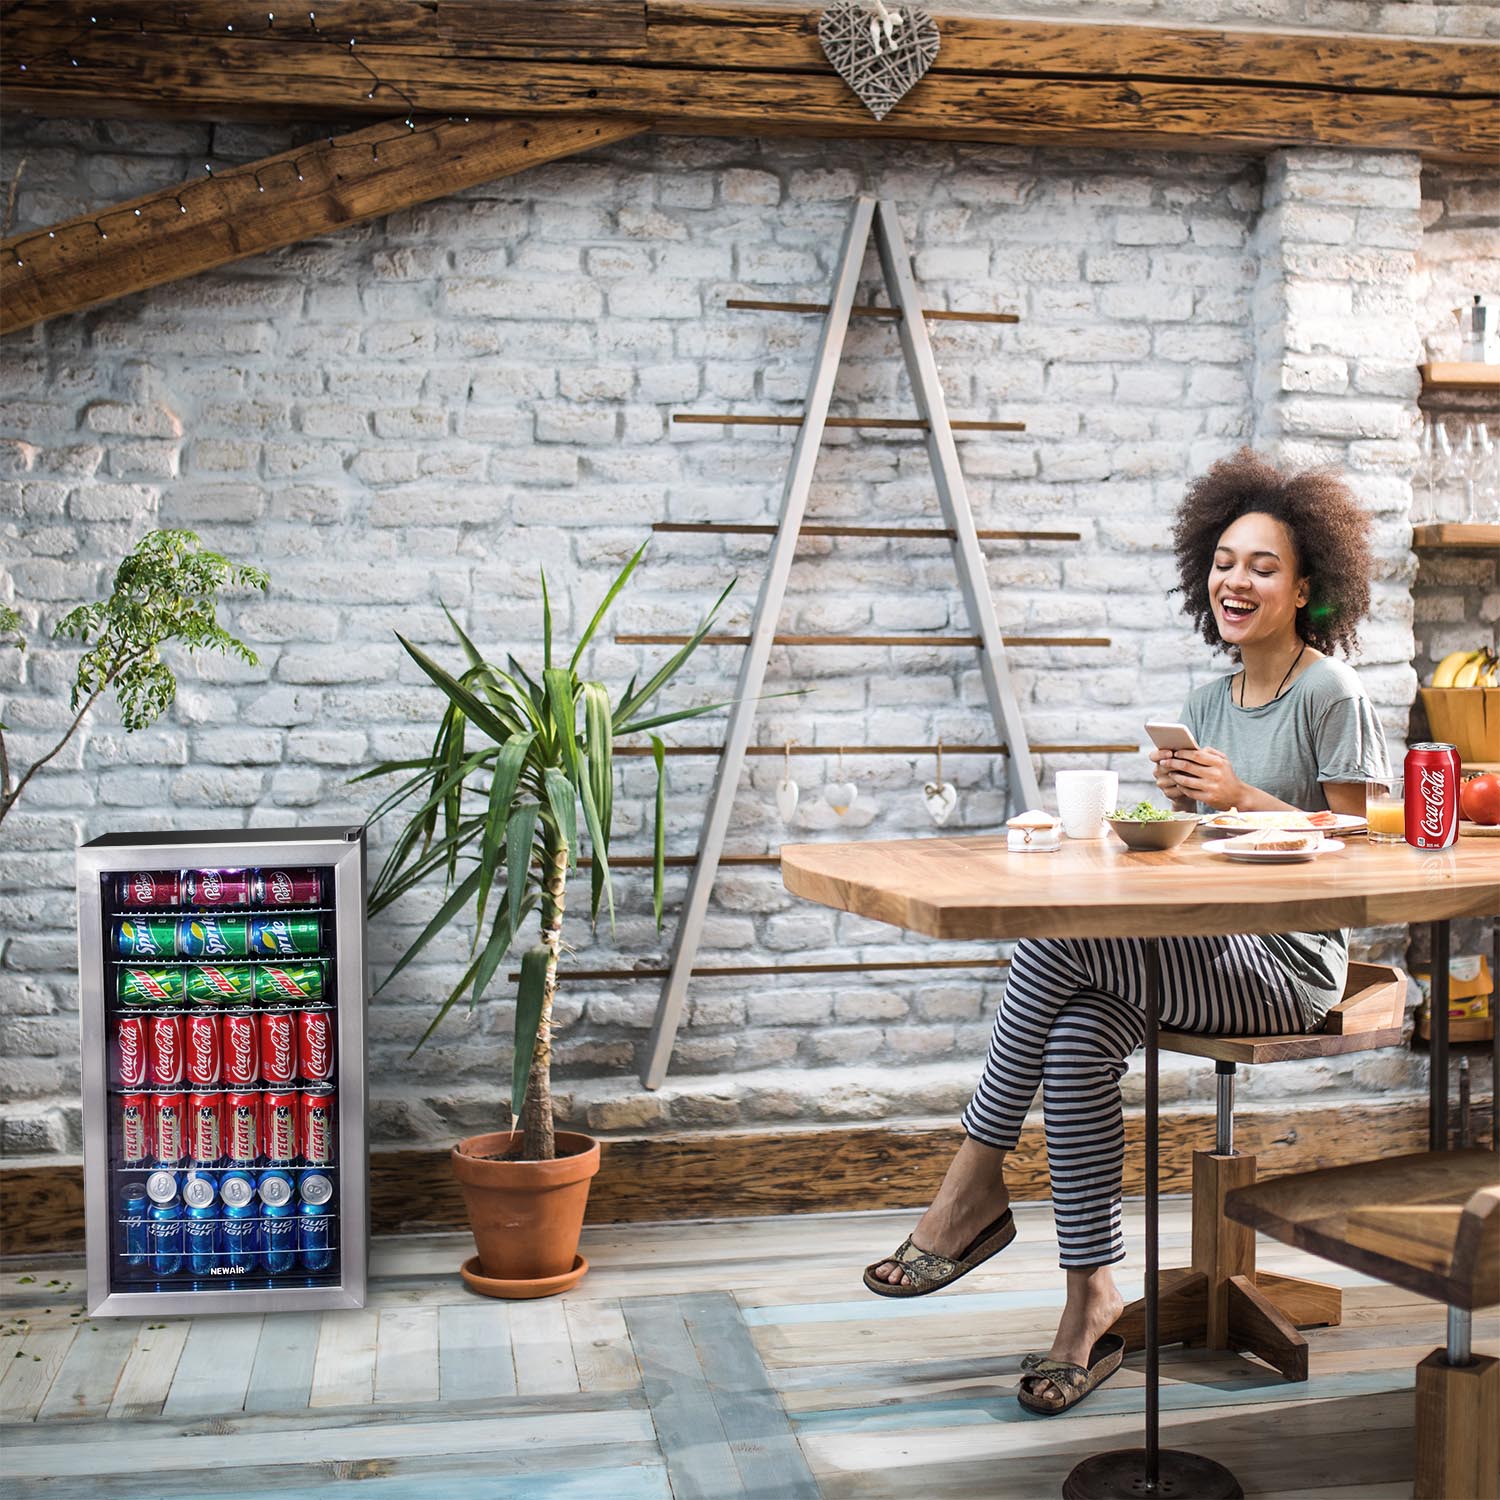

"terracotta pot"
[451, 1130, 600, 1294]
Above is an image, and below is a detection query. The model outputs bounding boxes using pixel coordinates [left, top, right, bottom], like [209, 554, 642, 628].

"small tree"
[0, 529, 269, 826]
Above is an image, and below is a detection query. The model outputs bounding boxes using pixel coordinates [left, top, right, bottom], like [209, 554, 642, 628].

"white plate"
[1209, 838, 1345, 864]
[1198, 813, 1366, 839]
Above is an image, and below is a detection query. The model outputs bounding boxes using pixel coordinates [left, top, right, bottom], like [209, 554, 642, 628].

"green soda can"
[112, 918, 180, 960]
[179, 915, 252, 959]
[185, 964, 255, 1006]
[116, 966, 186, 1006]
[249, 916, 322, 956]
[253, 963, 326, 1004]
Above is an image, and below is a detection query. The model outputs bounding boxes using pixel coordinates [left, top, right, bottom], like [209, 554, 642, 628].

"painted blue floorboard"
[192, 1462, 673, 1500]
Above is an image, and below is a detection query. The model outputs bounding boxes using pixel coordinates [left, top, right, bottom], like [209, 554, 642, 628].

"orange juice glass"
[1366, 779, 1404, 843]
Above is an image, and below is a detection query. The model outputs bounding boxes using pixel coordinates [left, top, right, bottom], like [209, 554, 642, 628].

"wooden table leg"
[1415, 1349, 1500, 1500]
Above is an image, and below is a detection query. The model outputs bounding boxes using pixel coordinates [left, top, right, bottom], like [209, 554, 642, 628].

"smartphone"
[1145, 720, 1200, 753]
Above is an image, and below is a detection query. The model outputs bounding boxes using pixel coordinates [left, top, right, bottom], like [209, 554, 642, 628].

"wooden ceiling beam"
[0, 114, 647, 335]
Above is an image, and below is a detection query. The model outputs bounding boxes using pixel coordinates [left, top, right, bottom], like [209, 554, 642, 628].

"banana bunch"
[1432, 647, 1499, 688]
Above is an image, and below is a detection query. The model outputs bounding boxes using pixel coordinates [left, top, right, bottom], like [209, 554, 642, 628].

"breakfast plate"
[1197, 811, 1366, 838]
[1208, 837, 1345, 864]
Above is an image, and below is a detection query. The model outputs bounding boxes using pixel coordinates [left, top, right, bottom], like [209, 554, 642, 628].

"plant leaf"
[397, 634, 515, 745]
[614, 577, 735, 728]
[651, 734, 666, 931]
[408, 948, 486, 1056]
[512, 944, 551, 1120]
[543, 667, 581, 780]
[474, 731, 535, 938]
[507, 802, 541, 938]
[570, 540, 648, 672]
[583, 681, 613, 920]
[376, 864, 483, 994]
[540, 569, 553, 672]
[543, 767, 577, 866]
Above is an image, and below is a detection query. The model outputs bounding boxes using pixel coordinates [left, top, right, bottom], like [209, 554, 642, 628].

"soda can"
[121, 1183, 149, 1273]
[297, 1170, 334, 1206]
[182, 869, 250, 908]
[252, 868, 323, 907]
[152, 1094, 186, 1166]
[224, 1091, 260, 1166]
[187, 1090, 223, 1166]
[221, 1199, 258, 1272]
[112, 917, 179, 961]
[262, 1200, 297, 1275]
[185, 964, 254, 1006]
[179, 916, 251, 960]
[185, 1014, 221, 1087]
[298, 1196, 333, 1271]
[120, 1091, 151, 1164]
[251, 916, 322, 957]
[183, 1177, 219, 1276]
[147, 1199, 183, 1277]
[218, 1169, 256, 1209]
[222, 1012, 259, 1087]
[116, 1015, 149, 1088]
[262, 1090, 299, 1165]
[145, 1168, 179, 1205]
[258, 1168, 295, 1207]
[259, 1012, 297, 1085]
[117, 967, 185, 1007]
[253, 963, 326, 1005]
[298, 1010, 334, 1083]
[1405, 742, 1462, 850]
[114, 870, 181, 908]
[300, 1089, 336, 1166]
[148, 1013, 185, 1086]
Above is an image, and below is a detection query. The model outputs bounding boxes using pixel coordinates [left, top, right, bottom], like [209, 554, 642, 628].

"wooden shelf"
[1416, 1015, 1495, 1045]
[673, 413, 1025, 433]
[612, 742, 1139, 757]
[616, 633, 1110, 648]
[727, 298, 1018, 325]
[652, 521, 1082, 542]
[1420, 362, 1500, 391]
[1412, 522, 1500, 551]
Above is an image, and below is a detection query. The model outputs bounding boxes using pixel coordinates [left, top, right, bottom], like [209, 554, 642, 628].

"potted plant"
[361, 543, 733, 1297]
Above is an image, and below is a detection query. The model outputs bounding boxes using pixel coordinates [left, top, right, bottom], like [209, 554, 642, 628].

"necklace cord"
[1235, 641, 1307, 708]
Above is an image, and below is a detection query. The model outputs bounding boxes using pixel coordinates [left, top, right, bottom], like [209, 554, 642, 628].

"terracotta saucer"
[459, 1253, 589, 1300]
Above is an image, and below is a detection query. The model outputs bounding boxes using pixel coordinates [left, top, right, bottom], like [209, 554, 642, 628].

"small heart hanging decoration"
[776, 742, 800, 822]
[923, 780, 957, 826]
[825, 746, 858, 817]
[818, 1, 940, 123]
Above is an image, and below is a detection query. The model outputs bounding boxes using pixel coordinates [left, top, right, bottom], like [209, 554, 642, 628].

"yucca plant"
[359, 543, 733, 1162]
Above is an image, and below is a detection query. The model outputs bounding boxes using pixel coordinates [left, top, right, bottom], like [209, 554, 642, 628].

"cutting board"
[1459, 821, 1500, 837]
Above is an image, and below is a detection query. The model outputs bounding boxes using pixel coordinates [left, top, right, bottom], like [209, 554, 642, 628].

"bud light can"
[182, 869, 250, 908]
[121, 1182, 149, 1273]
[298, 1010, 334, 1082]
[147, 1198, 183, 1277]
[117, 967, 185, 1007]
[145, 1168, 179, 1204]
[297, 1170, 334, 1206]
[152, 1093, 186, 1166]
[1405, 743, 1461, 850]
[187, 1091, 223, 1166]
[251, 916, 322, 956]
[120, 1091, 151, 1165]
[262, 1198, 296, 1275]
[262, 1091, 298, 1165]
[258, 1168, 295, 1205]
[259, 1012, 297, 1085]
[225, 1091, 260, 1166]
[183, 1175, 219, 1276]
[149, 1013, 185, 1086]
[113, 917, 179, 960]
[222, 1199, 258, 1272]
[298, 1196, 333, 1271]
[252, 868, 323, 907]
[253, 963, 326, 1004]
[185, 964, 254, 1006]
[114, 870, 181, 908]
[218, 1169, 256, 1209]
[222, 1012, 258, 1087]
[179, 916, 251, 959]
[116, 1016, 149, 1088]
[185, 1014, 221, 1087]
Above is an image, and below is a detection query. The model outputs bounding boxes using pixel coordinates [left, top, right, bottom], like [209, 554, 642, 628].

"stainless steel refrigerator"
[77, 826, 368, 1316]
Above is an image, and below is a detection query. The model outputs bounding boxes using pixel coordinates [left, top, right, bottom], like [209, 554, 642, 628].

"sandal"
[1016, 1333, 1125, 1415]
[861, 1209, 1016, 1298]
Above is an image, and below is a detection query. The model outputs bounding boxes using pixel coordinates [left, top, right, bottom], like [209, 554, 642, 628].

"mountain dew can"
[113, 918, 180, 960]
[185, 965, 255, 1005]
[117, 967, 186, 1007]
[250, 916, 322, 956]
[253, 963, 326, 1004]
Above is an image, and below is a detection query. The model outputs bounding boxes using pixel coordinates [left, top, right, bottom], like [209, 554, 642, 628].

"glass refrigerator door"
[101, 863, 342, 1294]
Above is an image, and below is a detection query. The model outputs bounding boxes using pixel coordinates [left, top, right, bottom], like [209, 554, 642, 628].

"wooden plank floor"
[1, 1199, 1495, 1499]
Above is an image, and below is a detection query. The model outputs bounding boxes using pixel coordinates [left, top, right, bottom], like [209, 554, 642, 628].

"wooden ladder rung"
[611, 743, 1138, 757]
[727, 298, 1019, 325]
[509, 956, 1014, 982]
[615, 633, 1111, 648]
[580, 854, 777, 868]
[652, 521, 1082, 542]
[673, 413, 1025, 432]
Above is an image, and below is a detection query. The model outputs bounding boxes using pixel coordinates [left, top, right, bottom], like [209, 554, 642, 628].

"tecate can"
[116, 1015, 149, 1088]
[224, 1091, 260, 1166]
[221, 1199, 258, 1271]
[148, 1013, 185, 1086]
[297, 1170, 334, 1206]
[222, 1012, 259, 1087]
[117, 967, 185, 1007]
[185, 964, 254, 1006]
[262, 1090, 298, 1165]
[185, 1014, 221, 1087]
[250, 916, 322, 956]
[121, 1183, 149, 1272]
[112, 917, 179, 961]
[1405, 742, 1462, 850]
[147, 1199, 183, 1277]
[152, 1095, 186, 1166]
[252, 868, 323, 907]
[298, 1010, 334, 1083]
[253, 963, 326, 1004]
[259, 1012, 297, 1085]
[182, 869, 250, 908]
[114, 870, 181, 908]
[187, 1090, 223, 1166]
[179, 916, 251, 959]
[300, 1090, 336, 1166]
[145, 1168, 179, 1204]
[184, 1180, 219, 1276]
[120, 1091, 151, 1164]
[218, 1169, 256, 1209]
[298, 1197, 333, 1271]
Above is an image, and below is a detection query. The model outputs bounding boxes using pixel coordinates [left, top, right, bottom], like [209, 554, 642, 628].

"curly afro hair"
[1171, 447, 1374, 659]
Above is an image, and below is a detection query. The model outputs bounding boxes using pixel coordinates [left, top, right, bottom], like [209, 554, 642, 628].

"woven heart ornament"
[818, 2, 940, 122]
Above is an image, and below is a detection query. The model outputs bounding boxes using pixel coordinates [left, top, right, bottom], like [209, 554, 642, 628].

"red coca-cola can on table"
[224, 1090, 260, 1165]
[187, 1090, 223, 1165]
[116, 1015, 148, 1088]
[120, 1091, 151, 1164]
[262, 1090, 299, 1165]
[300, 1089, 336, 1166]
[182, 869, 250, 907]
[152, 1092, 186, 1166]
[148, 1014, 185, 1086]
[222, 1012, 258, 1087]
[1405, 742, 1462, 849]
[251, 868, 322, 907]
[259, 1012, 297, 1085]
[184, 1012, 221, 1087]
[298, 1010, 334, 1083]
[113, 870, 181, 908]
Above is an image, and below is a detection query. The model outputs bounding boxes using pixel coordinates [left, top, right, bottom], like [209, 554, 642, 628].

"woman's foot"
[1046, 1267, 1125, 1370]
[870, 1136, 1010, 1287]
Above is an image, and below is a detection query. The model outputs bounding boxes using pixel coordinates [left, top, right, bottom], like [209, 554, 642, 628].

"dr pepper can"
[1404, 743, 1461, 850]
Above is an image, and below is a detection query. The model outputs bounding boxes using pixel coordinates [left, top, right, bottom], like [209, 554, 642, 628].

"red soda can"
[298, 1010, 334, 1082]
[222, 1012, 259, 1087]
[116, 1015, 148, 1088]
[224, 1090, 260, 1165]
[120, 1092, 151, 1164]
[182, 868, 250, 907]
[300, 1090, 336, 1166]
[184, 1012, 221, 1086]
[1405, 742, 1461, 850]
[251, 868, 322, 907]
[152, 1092, 186, 1165]
[187, 1091, 223, 1165]
[259, 1012, 297, 1085]
[114, 870, 181, 908]
[148, 1014, 185, 1086]
[262, 1090, 299, 1165]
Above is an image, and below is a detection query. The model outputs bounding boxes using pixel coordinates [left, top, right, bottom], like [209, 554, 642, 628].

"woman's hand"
[1149, 747, 1197, 812]
[1161, 747, 1247, 811]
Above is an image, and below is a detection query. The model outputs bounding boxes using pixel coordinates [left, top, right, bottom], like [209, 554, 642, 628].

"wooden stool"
[1109, 961, 1408, 1381]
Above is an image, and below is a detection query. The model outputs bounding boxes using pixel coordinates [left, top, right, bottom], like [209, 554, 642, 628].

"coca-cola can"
[148, 1014, 185, 1086]
[120, 1091, 151, 1164]
[225, 1090, 260, 1165]
[259, 1011, 297, 1085]
[300, 1089, 336, 1166]
[222, 1012, 259, 1087]
[251, 868, 323, 906]
[152, 1092, 186, 1165]
[116, 1015, 148, 1088]
[1405, 742, 1462, 850]
[182, 869, 250, 907]
[262, 1090, 299, 1165]
[187, 1090, 223, 1165]
[184, 1012, 221, 1087]
[298, 1010, 334, 1082]
[114, 870, 181, 908]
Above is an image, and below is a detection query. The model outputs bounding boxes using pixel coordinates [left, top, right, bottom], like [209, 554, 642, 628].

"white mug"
[1054, 769, 1119, 840]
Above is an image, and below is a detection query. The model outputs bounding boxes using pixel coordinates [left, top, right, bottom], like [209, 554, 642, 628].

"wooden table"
[781, 833, 1500, 1500]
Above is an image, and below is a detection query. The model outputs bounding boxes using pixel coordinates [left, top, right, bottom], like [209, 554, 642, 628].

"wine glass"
[1467, 424, 1494, 525]
[1436, 420, 1462, 522]
[1412, 416, 1436, 525]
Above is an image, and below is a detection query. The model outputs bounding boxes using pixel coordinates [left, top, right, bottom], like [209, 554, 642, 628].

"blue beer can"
[221, 1200, 258, 1272]
[146, 1199, 183, 1277]
[218, 1169, 256, 1209]
[262, 1202, 297, 1274]
[257, 1169, 295, 1207]
[182, 1175, 219, 1276]
[298, 1198, 333, 1271]
[121, 1183, 149, 1273]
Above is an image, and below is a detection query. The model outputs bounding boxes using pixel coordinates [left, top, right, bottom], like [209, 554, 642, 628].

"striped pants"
[960, 935, 1309, 1268]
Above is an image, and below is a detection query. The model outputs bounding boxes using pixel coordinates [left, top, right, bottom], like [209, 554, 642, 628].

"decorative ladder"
[634, 195, 1116, 1089]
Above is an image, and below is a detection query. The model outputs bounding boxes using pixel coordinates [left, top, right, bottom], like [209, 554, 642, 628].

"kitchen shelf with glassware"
[1420, 362, 1500, 391]
[1411, 416, 1499, 531]
[1411, 522, 1500, 551]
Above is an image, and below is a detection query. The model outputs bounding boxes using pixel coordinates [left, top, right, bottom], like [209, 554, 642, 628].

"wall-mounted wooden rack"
[653, 521, 1082, 542]
[612, 742, 1139, 757]
[1412, 522, 1500, 551]
[673, 413, 1025, 432]
[510, 956, 1013, 983]
[727, 298, 1018, 325]
[617, 633, 1111, 648]
[1420, 362, 1500, 391]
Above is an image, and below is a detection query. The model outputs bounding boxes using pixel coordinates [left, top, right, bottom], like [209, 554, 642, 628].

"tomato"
[1460, 772, 1500, 826]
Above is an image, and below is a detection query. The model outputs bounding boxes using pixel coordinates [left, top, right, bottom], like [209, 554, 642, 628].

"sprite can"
[252, 963, 326, 1004]
[185, 964, 255, 1006]
[250, 916, 322, 956]
[113, 918, 181, 961]
[117, 967, 186, 1007]
[179, 916, 252, 959]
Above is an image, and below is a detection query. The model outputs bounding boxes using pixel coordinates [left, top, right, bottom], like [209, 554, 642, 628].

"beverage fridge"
[76, 826, 368, 1316]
